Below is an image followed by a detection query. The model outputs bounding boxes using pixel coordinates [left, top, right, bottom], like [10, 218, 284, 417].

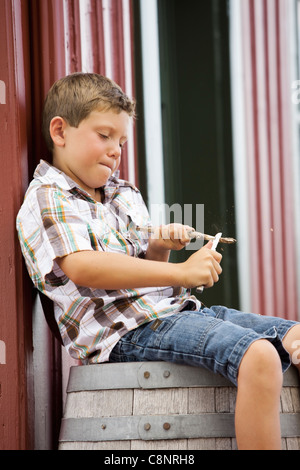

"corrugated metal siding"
[241, 0, 298, 320]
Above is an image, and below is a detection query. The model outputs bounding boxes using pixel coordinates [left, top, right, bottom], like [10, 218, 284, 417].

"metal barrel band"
[66, 361, 299, 392]
[59, 413, 300, 442]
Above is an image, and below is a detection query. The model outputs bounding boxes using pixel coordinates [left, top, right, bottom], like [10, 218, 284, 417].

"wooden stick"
[136, 226, 236, 245]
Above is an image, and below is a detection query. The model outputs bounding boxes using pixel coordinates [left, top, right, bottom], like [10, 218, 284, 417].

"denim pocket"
[130, 323, 149, 344]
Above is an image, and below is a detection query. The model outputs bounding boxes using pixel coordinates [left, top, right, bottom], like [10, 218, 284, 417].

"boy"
[17, 73, 300, 450]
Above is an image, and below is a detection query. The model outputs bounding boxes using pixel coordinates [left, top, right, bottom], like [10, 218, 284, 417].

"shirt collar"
[34, 160, 78, 191]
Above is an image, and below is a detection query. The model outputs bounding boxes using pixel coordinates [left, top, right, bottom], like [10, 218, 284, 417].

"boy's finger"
[204, 240, 213, 249]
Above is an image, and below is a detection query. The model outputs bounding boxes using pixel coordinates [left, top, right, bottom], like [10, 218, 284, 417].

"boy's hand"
[146, 224, 193, 261]
[180, 241, 223, 289]
[149, 223, 192, 251]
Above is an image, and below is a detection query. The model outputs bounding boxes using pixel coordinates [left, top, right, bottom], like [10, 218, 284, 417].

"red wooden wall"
[0, 0, 34, 449]
[0, 0, 137, 449]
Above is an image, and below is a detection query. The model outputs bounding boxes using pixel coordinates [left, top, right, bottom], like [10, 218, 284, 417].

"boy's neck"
[50, 156, 104, 203]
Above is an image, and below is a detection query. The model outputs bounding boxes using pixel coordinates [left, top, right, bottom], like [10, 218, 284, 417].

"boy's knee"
[238, 339, 283, 389]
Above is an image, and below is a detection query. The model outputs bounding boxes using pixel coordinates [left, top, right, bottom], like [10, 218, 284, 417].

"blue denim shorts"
[109, 306, 297, 386]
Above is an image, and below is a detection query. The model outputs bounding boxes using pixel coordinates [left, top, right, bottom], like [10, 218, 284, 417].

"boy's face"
[52, 109, 130, 198]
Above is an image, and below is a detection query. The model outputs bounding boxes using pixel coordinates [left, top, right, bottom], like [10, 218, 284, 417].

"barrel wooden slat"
[59, 362, 300, 450]
[64, 389, 134, 418]
[280, 387, 300, 413]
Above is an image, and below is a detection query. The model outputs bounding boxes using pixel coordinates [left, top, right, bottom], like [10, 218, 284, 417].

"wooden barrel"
[59, 362, 300, 450]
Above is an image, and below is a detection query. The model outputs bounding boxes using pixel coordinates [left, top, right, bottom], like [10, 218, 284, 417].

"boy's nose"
[108, 141, 121, 158]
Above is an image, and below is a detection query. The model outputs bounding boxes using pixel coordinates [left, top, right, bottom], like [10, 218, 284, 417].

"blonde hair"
[42, 73, 136, 152]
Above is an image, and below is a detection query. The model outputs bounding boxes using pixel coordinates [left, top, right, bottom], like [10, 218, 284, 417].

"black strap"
[38, 291, 63, 345]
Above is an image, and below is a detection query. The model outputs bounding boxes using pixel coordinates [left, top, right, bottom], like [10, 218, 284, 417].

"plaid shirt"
[17, 160, 200, 363]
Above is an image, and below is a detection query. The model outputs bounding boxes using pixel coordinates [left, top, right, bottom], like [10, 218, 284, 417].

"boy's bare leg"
[235, 339, 283, 450]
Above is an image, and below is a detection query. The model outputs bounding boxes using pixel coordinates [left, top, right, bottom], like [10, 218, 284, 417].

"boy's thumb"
[205, 240, 213, 249]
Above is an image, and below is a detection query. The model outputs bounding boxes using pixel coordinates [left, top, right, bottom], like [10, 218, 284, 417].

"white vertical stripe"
[229, 0, 251, 312]
[122, 0, 135, 184]
[79, 0, 94, 72]
[289, 0, 300, 320]
[122, 0, 132, 97]
[63, 0, 71, 75]
[139, 0, 165, 224]
[102, 0, 113, 79]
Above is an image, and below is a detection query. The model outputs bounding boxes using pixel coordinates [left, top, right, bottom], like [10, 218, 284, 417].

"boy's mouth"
[99, 163, 113, 171]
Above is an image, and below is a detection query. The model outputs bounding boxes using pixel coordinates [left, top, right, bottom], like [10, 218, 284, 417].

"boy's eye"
[98, 133, 127, 150]
[99, 133, 109, 140]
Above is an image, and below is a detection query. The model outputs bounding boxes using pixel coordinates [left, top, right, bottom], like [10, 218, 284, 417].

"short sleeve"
[17, 185, 94, 285]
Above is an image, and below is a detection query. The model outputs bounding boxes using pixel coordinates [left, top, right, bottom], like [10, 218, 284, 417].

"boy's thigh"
[109, 310, 292, 385]
[110, 310, 218, 364]
[209, 305, 298, 341]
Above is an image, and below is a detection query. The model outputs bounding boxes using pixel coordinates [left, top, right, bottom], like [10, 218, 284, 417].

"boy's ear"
[49, 116, 67, 147]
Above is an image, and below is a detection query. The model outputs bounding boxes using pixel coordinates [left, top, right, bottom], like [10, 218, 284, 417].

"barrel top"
[67, 361, 300, 393]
